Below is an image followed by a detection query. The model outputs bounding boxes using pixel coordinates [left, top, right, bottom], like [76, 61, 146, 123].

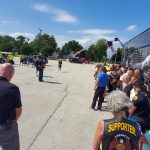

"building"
[122, 28, 150, 77]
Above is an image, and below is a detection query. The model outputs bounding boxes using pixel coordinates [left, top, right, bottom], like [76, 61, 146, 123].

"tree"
[20, 44, 34, 55]
[94, 39, 107, 62]
[62, 40, 83, 55]
[40, 45, 54, 56]
[31, 34, 57, 55]
[0, 33, 58, 55]
[15, 35, 27, 53]
[0, 36, 15, 52]
[87, 44, 97, 61]
[111, 47, 123, 63]
[117, 47, 123, 54]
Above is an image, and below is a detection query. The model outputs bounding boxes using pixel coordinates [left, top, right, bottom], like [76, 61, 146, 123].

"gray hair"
[107, 90, 132, 112]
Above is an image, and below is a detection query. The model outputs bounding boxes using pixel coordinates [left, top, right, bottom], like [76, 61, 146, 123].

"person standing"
[38, 57, 45, 82]
[35, 57, 39, 75]
[91, 65, 108, 110]
[58, 59, 62, 71]
[20, 54, 24, 66]
[7, 53, 14, 65]
[0, 63, 22, 150]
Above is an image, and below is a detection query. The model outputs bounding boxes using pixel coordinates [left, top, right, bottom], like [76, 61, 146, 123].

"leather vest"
[100, 118, 141, 150]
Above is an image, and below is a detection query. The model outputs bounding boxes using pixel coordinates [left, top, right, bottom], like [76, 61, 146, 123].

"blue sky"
[0, 0, 150, 50]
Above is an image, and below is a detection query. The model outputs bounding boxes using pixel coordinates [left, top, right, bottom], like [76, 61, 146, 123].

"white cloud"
[54, 35, 69, 47]
[9, 32, 35, 41]
[68, 29, 115, 35]
[126, 25, 137, 31]
[52, 28, 118, 48]
[54, 32, 122, 59]
[67, 28, 116, 48]
[1, 20, 17, 24]
[33, 4, 78, 23]
[54, 34, 91, 48]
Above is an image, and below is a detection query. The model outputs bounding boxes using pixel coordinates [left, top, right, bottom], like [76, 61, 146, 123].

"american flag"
[107, 41, 116, 54]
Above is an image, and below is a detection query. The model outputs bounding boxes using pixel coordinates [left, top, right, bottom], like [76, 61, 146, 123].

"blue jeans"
[39, 69, 43, 81]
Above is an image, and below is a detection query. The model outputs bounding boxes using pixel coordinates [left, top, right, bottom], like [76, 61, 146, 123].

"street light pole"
[114, 38, 124, 48]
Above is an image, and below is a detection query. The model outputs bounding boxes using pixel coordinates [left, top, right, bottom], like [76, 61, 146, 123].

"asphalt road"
[11, 58, 112, 150]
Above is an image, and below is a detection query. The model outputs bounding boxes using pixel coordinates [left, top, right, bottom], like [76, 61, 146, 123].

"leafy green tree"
[20, 44, 34, 55]
[0, 33, 58, 55]
[40, 45, 54, 56]
[31, 34, 57, 55]
[117, 47, 123, 54]
[111, 47, 123, 63]
[0, 36, 15, 52]
[94, 39, 107, 62]
[87, 44, 97, 60]
[62, 40, 83, 55]
[15, 35, 27, 53]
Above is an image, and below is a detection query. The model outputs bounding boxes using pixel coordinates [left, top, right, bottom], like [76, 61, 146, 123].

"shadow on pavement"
[46, 65, 52, 67]
[62, 72, 69, 73]
[43, 81, 62, 84]
[43, 76, 53, 78]
[14, 64, 21, 67]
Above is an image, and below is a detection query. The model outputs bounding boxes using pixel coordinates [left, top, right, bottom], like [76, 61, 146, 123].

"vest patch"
[108, 122, 136, 136]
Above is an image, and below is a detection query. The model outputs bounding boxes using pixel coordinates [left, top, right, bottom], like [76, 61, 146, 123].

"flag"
[107, 41, 116, 54]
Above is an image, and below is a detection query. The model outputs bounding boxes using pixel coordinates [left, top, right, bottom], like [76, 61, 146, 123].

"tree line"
[0, 33, 123, 62]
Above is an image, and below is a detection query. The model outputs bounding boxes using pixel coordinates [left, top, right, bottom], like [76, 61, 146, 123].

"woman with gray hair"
[93, 90, 141, 150]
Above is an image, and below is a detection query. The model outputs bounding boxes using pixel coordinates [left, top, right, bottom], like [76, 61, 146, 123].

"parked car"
[48, 56, 56, 60]
[68, 57, 82, 63]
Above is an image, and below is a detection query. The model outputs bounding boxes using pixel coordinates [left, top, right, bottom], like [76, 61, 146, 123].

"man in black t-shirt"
[0, 63, 22, 150]
[35, 57, 39, 74]
[58, 59, 62, 71]
[38, 57, 46, 82]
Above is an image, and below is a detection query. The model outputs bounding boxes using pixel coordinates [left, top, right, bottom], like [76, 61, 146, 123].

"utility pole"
[39, 28, 42, 37]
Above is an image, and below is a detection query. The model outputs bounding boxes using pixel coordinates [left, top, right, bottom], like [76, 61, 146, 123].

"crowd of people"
[0, 52, 14, 64]
[0, 55, 150, 150]
[20, 55, 63, 81]
[92, 63, 150, 150]
[19, 55, 48, 67]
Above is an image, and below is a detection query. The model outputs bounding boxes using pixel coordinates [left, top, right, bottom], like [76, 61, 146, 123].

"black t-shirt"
[0, 77, 22, 121]
[58, 60, 62, 65]
[132, 92, 149, 117]
[38, 60, 45, 70]
[35, 59, 39, 66]
[100, 118, 140, 150]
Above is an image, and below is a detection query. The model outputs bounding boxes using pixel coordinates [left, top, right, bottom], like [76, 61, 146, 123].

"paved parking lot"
[12, 58, 112, 150]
